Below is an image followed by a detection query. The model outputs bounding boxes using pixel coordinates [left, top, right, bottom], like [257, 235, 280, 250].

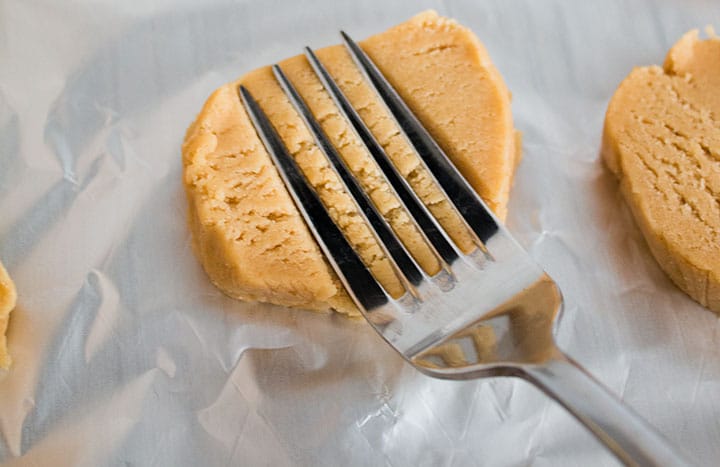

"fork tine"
[339, 31, 500, 247]
[303, 46, 462, 269]
[271, 64, 426, 293]
[238, 85, 389, 311]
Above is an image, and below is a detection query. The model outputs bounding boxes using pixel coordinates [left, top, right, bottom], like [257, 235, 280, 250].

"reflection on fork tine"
[236, 30, 691, 466]
[303, 46, 461, 270]
[270, 64, 424, 295]
[238, 85, 389, 311]
[339, 31, 502, 248]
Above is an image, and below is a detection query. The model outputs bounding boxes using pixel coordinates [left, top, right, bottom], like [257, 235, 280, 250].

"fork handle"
[522, 355, 691, 466]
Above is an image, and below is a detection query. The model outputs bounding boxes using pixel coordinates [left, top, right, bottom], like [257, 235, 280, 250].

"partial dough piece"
[0, 260, 16, 369]
[603, 30, 720, 313]
[183, 11, 519, 315]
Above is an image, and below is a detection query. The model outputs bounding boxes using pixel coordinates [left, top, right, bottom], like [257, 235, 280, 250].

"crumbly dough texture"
[183, 11, 519, 315]
[603, 30, 720, 313]
[0, 260, 15, 369]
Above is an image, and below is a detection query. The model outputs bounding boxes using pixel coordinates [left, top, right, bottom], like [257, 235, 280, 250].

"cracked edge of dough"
[0, 261, 16, 369]
[183, 85, 358, 316]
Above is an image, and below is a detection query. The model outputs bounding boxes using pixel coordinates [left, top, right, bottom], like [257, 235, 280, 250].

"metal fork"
[237, 32, 690, 466]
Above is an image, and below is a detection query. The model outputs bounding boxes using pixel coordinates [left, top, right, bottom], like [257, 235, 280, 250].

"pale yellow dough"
[183, 11, 519, 315]
[603, 30, 720, 313]
[0, 260, 15, 369]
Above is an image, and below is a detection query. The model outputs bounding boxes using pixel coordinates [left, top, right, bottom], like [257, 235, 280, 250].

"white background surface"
[1, 0, 719, 465]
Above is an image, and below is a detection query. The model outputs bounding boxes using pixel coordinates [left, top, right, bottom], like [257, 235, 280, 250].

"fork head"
[238, 32, 564, 380]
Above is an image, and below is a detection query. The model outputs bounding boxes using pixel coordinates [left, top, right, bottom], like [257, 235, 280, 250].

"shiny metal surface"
[240, 36, 692, 466]
[239, 85, 389, 312]
[270, 65, 423, 291]
[341, 31, 502, 246]
[303, 46, 460, 268]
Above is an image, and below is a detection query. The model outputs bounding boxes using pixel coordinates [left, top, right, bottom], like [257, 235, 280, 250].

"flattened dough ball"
[603, 30, 720, 313]
[183, 11, 519, 315]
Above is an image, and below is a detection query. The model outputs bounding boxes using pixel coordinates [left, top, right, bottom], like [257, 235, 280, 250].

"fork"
[237, 32, 691, 466]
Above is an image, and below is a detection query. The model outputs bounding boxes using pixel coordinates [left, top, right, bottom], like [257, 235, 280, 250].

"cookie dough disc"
[183, 11, 519, 315]
[603, 30, 720, 313]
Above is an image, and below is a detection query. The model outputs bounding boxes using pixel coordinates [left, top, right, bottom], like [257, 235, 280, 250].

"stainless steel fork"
[238, 32, 691, 466]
